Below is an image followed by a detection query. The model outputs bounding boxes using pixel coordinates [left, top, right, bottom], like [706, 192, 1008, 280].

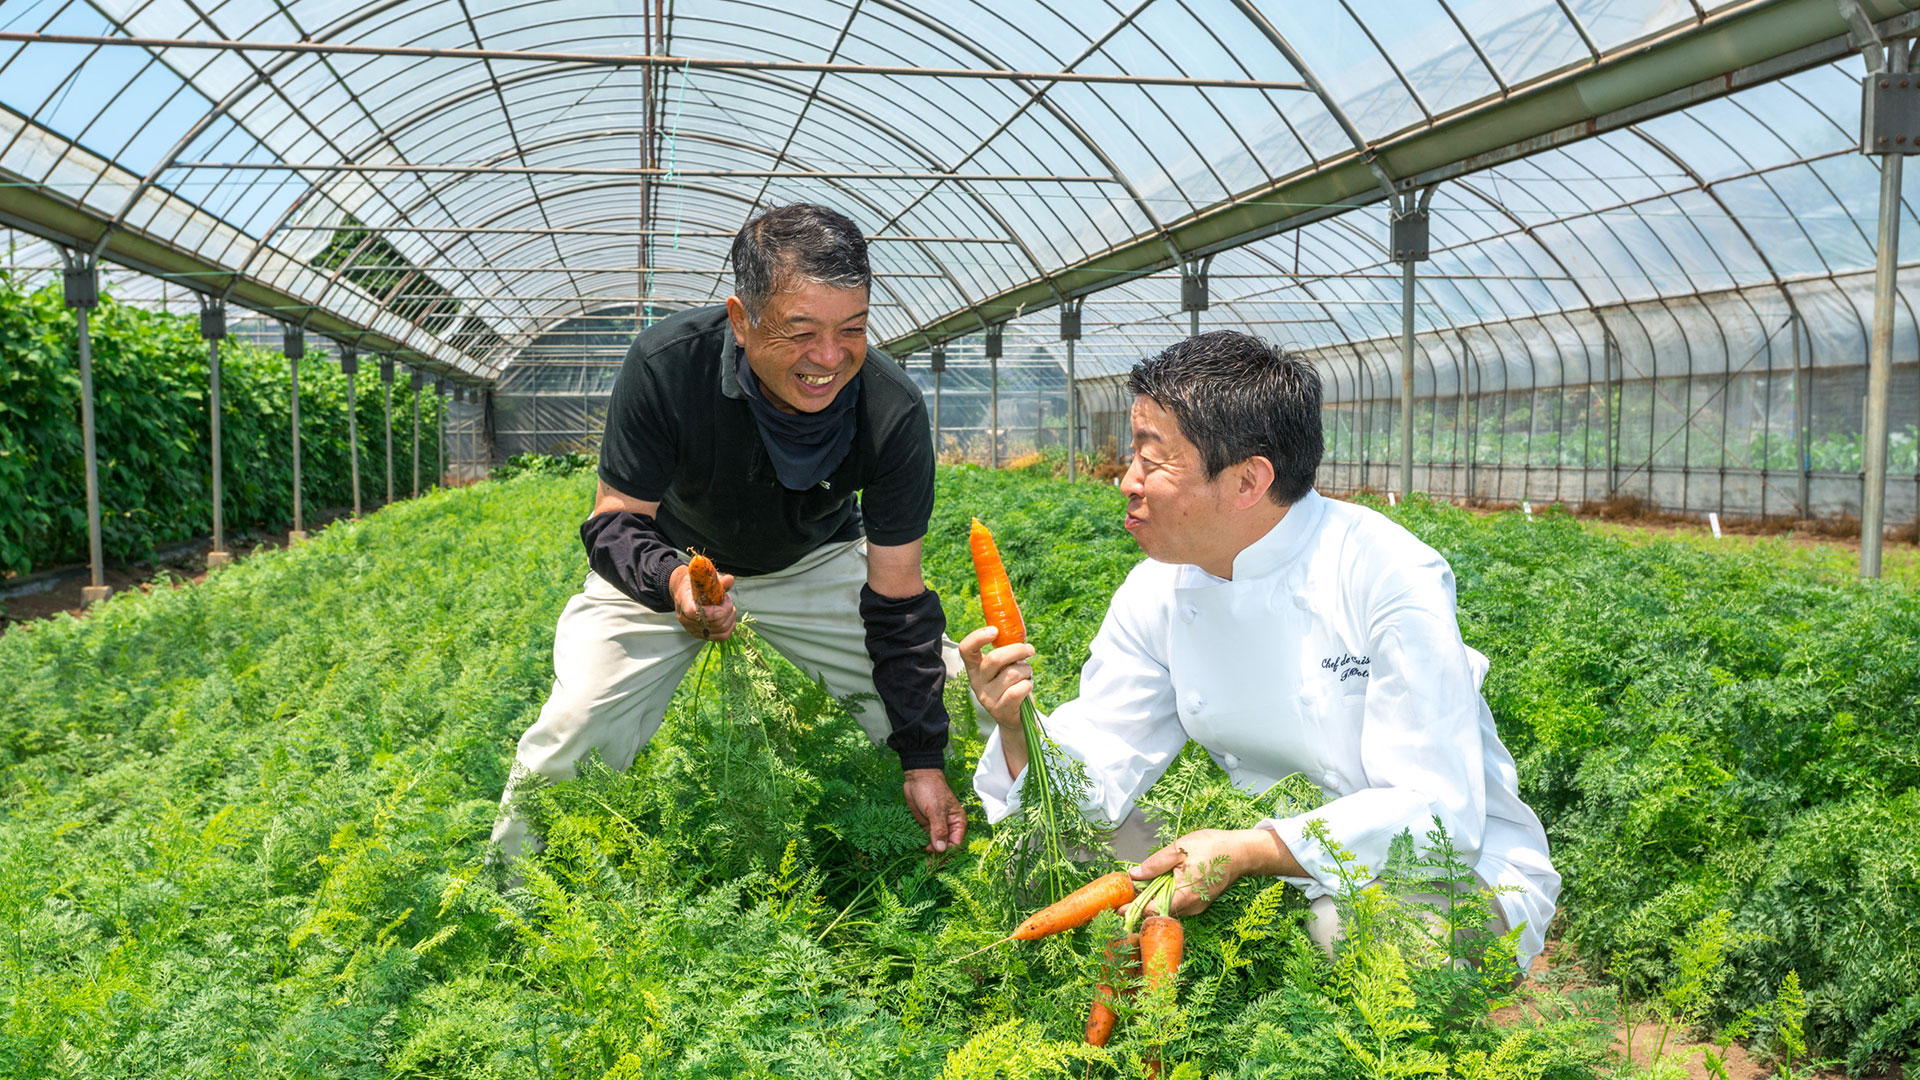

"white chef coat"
[974, 489, 1560, 968]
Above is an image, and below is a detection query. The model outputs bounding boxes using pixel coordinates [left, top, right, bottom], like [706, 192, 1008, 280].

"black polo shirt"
[598, 305, 935, 577]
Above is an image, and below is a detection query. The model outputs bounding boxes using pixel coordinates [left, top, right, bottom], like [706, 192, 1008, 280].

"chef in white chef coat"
[962, 331, 1559, 971]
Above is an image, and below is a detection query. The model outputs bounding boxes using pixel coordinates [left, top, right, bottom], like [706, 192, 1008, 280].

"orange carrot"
[1085, 931, 1141, 1046]
[1140, 915, 1185, 992]
[1141, 916, 1184, 1079]
[969, 518, 1026, 647]
[1085, 994, 1118, 1046]
[688, 553, 726, 607]
[1012, 871, 1135, 941]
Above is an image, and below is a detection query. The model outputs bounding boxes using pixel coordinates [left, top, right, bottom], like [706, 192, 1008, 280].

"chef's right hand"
[958, 626, 1034, 731]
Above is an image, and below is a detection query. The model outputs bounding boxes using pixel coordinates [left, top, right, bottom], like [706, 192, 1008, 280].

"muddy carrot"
[969, 518, 1026, 647]
[688, 553, 726, 606]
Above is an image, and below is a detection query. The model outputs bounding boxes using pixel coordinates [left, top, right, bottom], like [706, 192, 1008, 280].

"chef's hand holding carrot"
[959, 626, 1035, 776]
[1129, 827, 1308, 917]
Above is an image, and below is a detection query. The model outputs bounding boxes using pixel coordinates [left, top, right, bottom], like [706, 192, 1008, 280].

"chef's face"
[727, 281, 869, 414]
[1121, 395, 1237, 565]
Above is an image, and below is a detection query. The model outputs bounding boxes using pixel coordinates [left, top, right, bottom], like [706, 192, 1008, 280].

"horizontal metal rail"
[173, 161, 1119, 183]
[273, 224, 1020, 242]
[0, 31, 1310, 91]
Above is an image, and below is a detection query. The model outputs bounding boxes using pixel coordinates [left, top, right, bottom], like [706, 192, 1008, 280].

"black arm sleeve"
[580, 511, 684, 611]
[860, 584, 952, 771]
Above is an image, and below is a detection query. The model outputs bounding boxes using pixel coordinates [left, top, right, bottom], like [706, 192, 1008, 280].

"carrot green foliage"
[0, 466, 1909, 1076]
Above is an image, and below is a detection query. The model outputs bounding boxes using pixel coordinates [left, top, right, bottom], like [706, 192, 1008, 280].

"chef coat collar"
[1212, 488, 1327, 581]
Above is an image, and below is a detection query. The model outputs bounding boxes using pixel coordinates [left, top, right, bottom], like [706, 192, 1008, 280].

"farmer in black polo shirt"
[490, 204, 966, 863]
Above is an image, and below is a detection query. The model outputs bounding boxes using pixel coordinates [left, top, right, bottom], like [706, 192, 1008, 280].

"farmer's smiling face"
[727, 280, 869, 414]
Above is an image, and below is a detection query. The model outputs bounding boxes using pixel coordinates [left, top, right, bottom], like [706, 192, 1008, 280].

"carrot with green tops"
[688, 553, 727, 607]
[970, 517, 1070, 901]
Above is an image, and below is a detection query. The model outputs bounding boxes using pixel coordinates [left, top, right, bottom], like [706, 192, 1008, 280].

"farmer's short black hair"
[1126, 330, 1323, 506]
[730, 204, 870, 325]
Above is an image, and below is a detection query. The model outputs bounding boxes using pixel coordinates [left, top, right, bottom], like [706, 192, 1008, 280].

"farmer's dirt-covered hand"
[1128, 827, 1304, 917]
[669, 562, 737, 641]
[903, 768, 967, 854]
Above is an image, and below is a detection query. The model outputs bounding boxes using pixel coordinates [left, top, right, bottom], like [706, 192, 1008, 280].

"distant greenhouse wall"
[1313, 265, 1920, 525]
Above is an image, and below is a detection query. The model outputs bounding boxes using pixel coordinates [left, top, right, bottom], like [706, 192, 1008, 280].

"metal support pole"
[342, 347, 361, 518]
[930, 345, 945, 456]
[435, 377, 445, 489]
[65, 261, 107, 602]
[380, 356, 395, 506]
[202, 303, 229, 568]
[1795, 315, 1811, 517]
[1604, 332, 1618, 496]
[1399, 259, 1416, 498]
[986, 324, 1003, 468]
[1392, 188, 1434, 499]
[285, 325, 306, 542]
[410, 369, 423, 498]
[1862, 39, 1908, 578]
[1062, 299, 1082, 483]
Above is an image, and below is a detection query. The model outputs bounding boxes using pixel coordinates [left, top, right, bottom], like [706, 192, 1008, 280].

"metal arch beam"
[882, 0, 1920, 355]
[0, 166, 475, 373]
[321, 56, 1062, 323]
[398, 125, 1036, 272]
[409, 175, 938, 364]
[382, 168, 957, 341]
[1225, 0, 1402, 202]
[858, 0, 1188, 272]
[78, 0, 512, 369]
[318, 61, 1033, 330]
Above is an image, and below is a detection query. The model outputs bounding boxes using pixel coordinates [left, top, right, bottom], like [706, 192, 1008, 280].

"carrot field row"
[1, 462, 1913, 1078]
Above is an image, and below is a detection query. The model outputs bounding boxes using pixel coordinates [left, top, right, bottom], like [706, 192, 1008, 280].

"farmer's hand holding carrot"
[668, 554, 737, 642]
[1128, 826, 1307, 917]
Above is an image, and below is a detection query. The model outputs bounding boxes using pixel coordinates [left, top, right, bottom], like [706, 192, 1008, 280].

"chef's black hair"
[1126, 331, 1322, 505]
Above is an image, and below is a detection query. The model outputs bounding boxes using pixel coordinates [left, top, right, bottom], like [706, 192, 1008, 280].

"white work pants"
[491, 537, 961, 862]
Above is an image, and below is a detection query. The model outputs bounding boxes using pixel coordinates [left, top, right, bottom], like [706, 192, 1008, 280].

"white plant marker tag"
[1709, 512, 1722, 539]
[1388, 491, 1397, 506]
[1523, 501, 1533, 520]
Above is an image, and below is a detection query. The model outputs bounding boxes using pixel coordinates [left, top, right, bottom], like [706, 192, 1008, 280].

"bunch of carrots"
[969, 870, 1186, 1050]
[970, 519, 1072, 901]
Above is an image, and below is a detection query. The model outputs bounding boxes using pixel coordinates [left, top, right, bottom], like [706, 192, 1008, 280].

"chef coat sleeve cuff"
[972, 724, 1028, 824]
[1259, 814, 1351, 900]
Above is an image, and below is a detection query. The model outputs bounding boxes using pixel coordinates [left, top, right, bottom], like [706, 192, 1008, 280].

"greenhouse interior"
[4, 1, 1920, 1077]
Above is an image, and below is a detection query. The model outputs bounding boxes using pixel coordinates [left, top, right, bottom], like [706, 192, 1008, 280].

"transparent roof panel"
[0, 0, 1905, 381]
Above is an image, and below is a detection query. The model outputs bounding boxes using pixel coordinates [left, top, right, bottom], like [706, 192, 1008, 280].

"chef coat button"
[1296, 692, 1312, 709]
[1293, 594, 1310, 610]
[1180, 605, 1197, 624]
[1321, 769, 1340, 788]
[1222, 752, 1241, 770]
[1187, 695, 1205, 714]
